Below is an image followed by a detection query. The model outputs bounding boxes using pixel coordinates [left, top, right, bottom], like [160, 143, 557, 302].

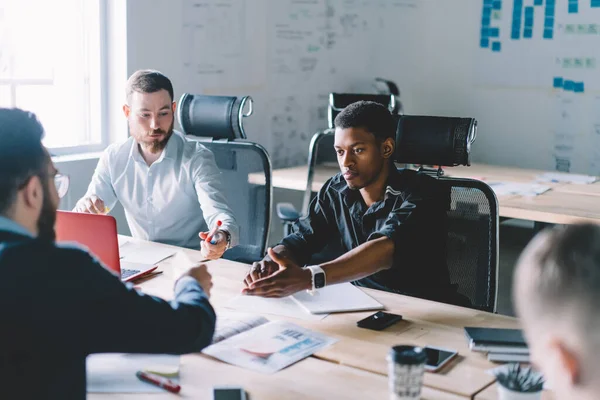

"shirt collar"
[0, 216, 34, 238]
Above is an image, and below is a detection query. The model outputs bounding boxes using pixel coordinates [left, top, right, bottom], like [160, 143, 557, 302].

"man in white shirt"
[75, 70, 238, 259]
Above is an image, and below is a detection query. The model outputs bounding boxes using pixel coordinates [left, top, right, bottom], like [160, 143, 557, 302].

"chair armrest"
[276, 202, 300, 222]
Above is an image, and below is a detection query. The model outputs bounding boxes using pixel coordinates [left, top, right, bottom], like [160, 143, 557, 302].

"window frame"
[0, 0, 110, 156]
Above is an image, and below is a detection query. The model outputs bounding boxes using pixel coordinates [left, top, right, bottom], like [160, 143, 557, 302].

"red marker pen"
[207, 220, 222, 244]
[136, 371, 181, 394]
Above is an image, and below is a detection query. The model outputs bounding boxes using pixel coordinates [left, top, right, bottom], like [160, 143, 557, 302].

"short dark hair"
[0, 108, 47, 215]
[125, 69, 174, 102]
[334, 101, 395, 141]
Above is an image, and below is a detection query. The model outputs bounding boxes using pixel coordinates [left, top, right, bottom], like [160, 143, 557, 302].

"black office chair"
[277, 92, 400, 235]
[395, 115, 498, 312]
[178, 93, 273, 263]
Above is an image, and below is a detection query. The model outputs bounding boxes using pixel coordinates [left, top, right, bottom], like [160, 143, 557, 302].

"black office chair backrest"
[177, 93, 272, 263]
[395, 115, 477, 167]
[328, 93, 399, 129]
[178, 93, 253, 139]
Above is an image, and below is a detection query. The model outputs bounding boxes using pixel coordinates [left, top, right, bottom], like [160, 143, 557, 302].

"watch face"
[314, 272, 326, 288]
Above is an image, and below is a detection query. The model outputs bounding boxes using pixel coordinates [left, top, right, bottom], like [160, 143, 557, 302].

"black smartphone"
[356, 311, 402, 331]
[213, 387, 247, 400]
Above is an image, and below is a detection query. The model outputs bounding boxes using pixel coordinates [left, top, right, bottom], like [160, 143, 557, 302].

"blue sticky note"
[484, 0, 493, 4]
[480, 38, 490, 47]
[593, 0, 600, 7]
[543, 29, 553, 39]
[482, 16, 491, 25]
[553, 77, 563, 88]
[524, 28, 533, 38]
[492, 41, 501, 51]
[563, 80, 574, 91]
[544, 17, 554, 27]
[545, 4, 555, 15]
[574, 82, 584, 93]
[568, 4, 578, 13]
[493, 0, 502, 10]
[481, 27, 490, 37]
[534, 0, 543, 4]
[511, 28, 520, 39]
[489, 27, 500, 37]
[514, 0, 523, 5]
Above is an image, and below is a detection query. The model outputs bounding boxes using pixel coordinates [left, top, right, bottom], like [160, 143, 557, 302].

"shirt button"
[148, 172, 153, 177]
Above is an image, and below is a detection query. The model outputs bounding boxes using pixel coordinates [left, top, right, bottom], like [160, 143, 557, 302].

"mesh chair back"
[193, 141, 272, 263]
[439, 177, 498, 312]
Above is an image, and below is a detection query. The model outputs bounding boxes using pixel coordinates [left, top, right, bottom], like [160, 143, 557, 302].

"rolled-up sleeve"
[280, 183, 336, 266]
[192, 148, 240, 247]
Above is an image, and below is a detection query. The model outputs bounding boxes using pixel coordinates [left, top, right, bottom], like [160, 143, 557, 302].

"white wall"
[124, 0, 600, 174]
[59, 0, 600, 238]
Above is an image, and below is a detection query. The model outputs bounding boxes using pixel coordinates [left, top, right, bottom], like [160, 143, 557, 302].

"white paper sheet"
[87, 353, 179, 393]
[226, 295, 327, 321]
[292, 283, 384, 314]
[536, 172, 598, 184]
[487, 181, 551, 197]
[119, 242, 176, 265]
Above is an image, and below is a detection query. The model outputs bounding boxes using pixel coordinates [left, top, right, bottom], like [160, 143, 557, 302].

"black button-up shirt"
[281, 167, 456, 302]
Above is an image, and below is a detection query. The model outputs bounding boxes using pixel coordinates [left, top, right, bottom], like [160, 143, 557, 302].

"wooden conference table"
[89, 236, 546, 400]
[250, 163, 600, 226]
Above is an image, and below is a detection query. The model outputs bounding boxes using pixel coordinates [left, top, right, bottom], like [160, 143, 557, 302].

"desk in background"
[250, 163, 600, 225]
[89, 236, 531, 399]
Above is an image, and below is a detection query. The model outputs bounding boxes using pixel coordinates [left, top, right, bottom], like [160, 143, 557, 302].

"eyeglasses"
[54, 174, 70, 199]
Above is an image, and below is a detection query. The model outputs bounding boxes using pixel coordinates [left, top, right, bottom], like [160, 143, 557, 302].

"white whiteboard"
[127, 0, 600, 173]
[177, 0, 420, 168]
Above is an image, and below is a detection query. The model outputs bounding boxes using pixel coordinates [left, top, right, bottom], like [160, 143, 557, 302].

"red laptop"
[55, 211, 157, 282]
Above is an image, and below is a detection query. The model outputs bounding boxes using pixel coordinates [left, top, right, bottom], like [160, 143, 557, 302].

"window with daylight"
[0, 0, 107, 155]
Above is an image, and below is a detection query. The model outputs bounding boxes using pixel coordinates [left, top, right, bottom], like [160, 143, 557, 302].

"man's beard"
[140, 120, 174, 154]
[37, 183, 56, 242]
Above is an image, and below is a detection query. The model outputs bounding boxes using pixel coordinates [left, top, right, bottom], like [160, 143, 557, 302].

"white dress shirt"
[84, 131, 239, 249]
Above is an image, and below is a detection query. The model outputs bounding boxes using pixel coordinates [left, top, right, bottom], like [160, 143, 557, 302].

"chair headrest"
[394, 115, 477, 167]
[177, 93, 253, 140]
[328, 93, 398, 129]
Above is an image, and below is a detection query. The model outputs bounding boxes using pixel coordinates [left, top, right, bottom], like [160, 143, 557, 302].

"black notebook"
[464, 327, 526, 346]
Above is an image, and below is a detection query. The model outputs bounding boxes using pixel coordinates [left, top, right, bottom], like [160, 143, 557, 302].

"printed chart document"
[213, 312, 270, 344]
[87, 354, 179, 393]
[203, 321, 337, 374]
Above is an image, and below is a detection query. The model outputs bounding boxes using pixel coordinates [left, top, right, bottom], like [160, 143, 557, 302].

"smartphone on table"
[423, 346, 458, 372]
[213, 387, 247, 400]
